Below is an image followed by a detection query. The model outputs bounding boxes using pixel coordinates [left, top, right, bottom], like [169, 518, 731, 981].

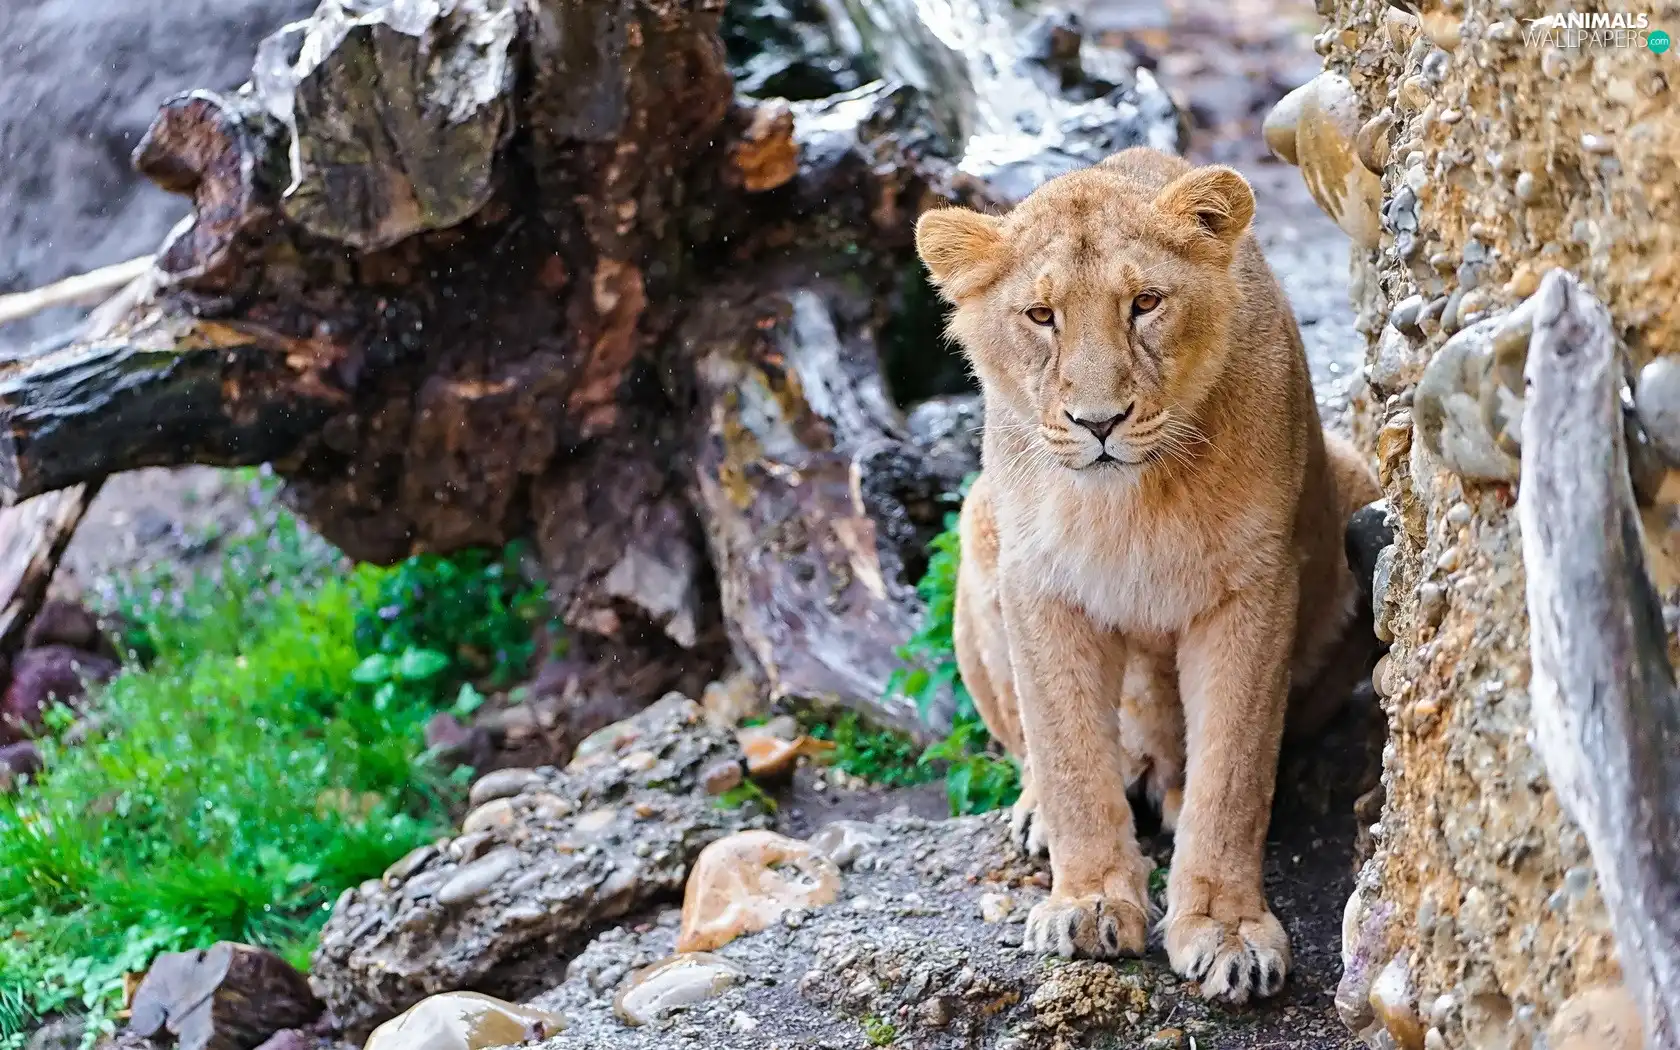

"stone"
[311, 694, 766, 1037]
[0, 740, 42, 792]
[0, 645, 118, 746]
[676, 830, 842, 952]
[806, 820, 884, 868]
[1636, 358, 1680, 466]
[1414, 309, 1528, 483]
[1369, 953, 1423, 1050]
[1142, 1028, 1188, 1050]
[700, 758, 744, 796]
[436, 847, 522, 906]
[1263, 80, 1315, 165]
[700, 673, 763, 728]
[363, 992, 563, 1050]
[1546, 985, 1644, 1050]
[23, 599, 107, 654]
[1391, 295, 1426, 335]
[735, 728, 834, 779]
[1336, 885, 1391, 1034]
[461, 798, 517, 835]
[978, 893, 1015, 923]
[612, 953, 746, 1026]
[469, 768, 544, 808]
[1356, 109, 1394, 175]
[1294, 72, 1384, 249]
[129, 943, 322, 1050]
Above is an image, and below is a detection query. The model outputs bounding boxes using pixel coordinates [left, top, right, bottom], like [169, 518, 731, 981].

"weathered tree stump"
[0, 0, 1179, 728]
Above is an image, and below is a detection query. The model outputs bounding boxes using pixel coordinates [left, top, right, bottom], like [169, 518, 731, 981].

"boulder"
[309, 694, 771, 1037]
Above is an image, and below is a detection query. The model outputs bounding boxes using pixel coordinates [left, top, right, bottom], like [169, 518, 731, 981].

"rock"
[310, 693, 768, 1037]
[460, 799, 518, 835]
[23, 1014, 84, 1050]
[128, 943, 322, 1050]
[424, 713, 494, 771]
[1356, 109, 1394, 175]
[1636, 358, 1680, 466]
[251, 1030, 314, 1050]
[1346, 500, 1395, 606]
[612, 953, 746, 1026]
[1369, 953, 1423, 1050]
[1413, 308, 1530, 483]
[735, 729, 833, 779]
[1294, 72, 1384, 249]
[805, 820, 884, 868]
[0, 740, 42, 791]
[363, 992, 563, 1050]
[978, 892, 1015, 923]
[1336, 884, 1392, 1033]
[700, 759, 744, 796]
[469, 768, 544, 808]
[1142, 1028, 1188, 1050]
[676, 830, 842, 952]
[436, 847, 522, 906]
[700, 674, 763, 729]
[0, 645, 118, 744]
[22, 598, 106, 654]
[1263, 80, 1315, 165]
[1546, 985, 1644, 1050]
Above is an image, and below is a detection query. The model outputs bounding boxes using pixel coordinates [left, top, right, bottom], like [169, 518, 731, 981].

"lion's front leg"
[1002, 578, 1152, 960]
[1165, 572, 1295, 1004]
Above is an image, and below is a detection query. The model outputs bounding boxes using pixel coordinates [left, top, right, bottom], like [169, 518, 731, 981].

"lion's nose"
[1065, 403, 1134, 440]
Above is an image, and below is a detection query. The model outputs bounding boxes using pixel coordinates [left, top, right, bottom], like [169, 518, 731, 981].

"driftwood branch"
[0, 256, 156, 329]
[1518, 269, 1680, 1049]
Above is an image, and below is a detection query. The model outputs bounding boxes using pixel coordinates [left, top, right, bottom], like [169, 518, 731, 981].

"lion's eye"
[1132, 292, 1162, 315]
[1025, 306, 1055, 326]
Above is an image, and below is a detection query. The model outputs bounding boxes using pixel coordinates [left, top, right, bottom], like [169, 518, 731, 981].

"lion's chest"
[1000, 484, 1255, 635]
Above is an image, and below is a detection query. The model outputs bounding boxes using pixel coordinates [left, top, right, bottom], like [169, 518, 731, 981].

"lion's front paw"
[1164, 906, 1290, 1004]
[1009, 795, 1048, 858]
[1024, 893, 1148, 959]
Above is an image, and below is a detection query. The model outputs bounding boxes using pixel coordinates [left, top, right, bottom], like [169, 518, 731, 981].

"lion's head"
[915, 149, 1255, 474]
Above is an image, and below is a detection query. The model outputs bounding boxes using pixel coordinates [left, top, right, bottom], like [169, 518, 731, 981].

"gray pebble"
[438, 847, 522, 905]
[1636, 358, 1680, 465]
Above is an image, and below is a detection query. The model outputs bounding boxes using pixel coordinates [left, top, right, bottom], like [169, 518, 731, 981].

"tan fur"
[917, 148, 1380, 1004]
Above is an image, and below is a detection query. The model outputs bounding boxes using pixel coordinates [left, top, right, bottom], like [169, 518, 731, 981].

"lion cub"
[915, 147, 1379, 1004]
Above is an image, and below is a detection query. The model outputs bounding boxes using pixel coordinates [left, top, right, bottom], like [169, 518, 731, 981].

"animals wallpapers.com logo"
[1521, 11, 1670, 50]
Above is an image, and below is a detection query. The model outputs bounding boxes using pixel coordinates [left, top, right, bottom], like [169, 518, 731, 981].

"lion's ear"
[1154, 165, 1254, 247]
[916, 207, 1004, 300]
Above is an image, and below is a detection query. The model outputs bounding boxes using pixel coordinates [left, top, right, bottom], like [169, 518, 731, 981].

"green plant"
[881, 476, 1023, 816]
[809, 714, 936, 788]
[0, 509, 549, 1044]
[921, 720, 1021, 816]
[714, 779, 778, 813]
[354, 543, 548, 688]
[861, 1015, 898, 1046]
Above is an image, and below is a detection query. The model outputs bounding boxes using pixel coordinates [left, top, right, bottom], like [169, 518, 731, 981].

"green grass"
[875, 477, 1022, 816]
[861, 1015, 898, 1046]
[0, 493, 549, 1048]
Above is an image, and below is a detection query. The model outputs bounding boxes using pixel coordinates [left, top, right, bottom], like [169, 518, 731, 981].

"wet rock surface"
[309, 694, 772, 1036]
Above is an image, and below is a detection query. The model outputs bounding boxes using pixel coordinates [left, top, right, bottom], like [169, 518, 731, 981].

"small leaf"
[394, 648, 450, 681]
[350, 654, 392, 685]
[450, 683, 486, 718]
